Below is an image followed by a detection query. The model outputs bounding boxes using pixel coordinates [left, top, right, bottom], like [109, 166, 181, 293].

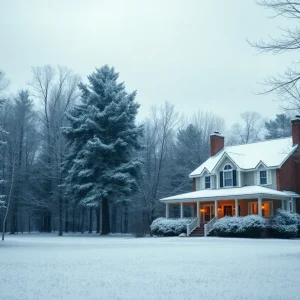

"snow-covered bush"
[271, 209, 298, 239]
[296, 214, 300, 237]
[150, 218, 193, 236]
[212, 215, 266, 238]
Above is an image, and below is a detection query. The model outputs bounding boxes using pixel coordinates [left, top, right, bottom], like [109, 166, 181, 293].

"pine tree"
[171, 124, 206, 193]
[63, 65, 142, 235]
[265, 114, 291, 140]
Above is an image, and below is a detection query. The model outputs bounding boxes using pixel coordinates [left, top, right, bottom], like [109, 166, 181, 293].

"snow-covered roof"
[190, 137, 297, 177]
[160, 186, 299, 203]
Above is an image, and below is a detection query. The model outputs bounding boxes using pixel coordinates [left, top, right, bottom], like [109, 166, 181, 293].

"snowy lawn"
[1, 234, 300, 300]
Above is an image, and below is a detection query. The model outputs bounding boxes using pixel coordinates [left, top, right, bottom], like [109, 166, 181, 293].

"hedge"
[150, 218, 193, 236]
[211, 215, 266, 238]
[270, 209, 298, 239]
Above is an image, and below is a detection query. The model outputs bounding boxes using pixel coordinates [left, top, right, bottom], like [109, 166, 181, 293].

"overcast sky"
[0, 0, 296, 125]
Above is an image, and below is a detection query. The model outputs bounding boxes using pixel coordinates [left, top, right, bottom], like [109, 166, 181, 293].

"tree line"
[0, 65, 293, 238]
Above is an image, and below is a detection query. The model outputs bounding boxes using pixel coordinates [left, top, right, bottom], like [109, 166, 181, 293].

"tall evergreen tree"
[63, 65, 142, 235]
[172, 124, 207, 193]
[265, 114, 291, 140]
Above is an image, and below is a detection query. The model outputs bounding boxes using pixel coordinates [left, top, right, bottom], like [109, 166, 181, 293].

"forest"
[0, 65, 293, 236]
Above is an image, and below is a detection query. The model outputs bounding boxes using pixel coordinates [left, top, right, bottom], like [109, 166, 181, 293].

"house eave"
[160, 193, 290, 203]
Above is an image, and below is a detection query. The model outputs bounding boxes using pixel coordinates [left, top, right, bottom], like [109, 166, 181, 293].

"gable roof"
[189, 137, 297, 177]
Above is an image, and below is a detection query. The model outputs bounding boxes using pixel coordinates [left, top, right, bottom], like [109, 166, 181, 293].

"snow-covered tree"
[228, 111, 265, 145]
[0, 99, 6, 209]
[265, 113, 291, 140]
[63, 65, 142, 235]
[0, 72, 8, 217]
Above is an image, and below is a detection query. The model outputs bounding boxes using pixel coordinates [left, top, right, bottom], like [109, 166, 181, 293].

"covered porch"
[161, 186, 299, 236]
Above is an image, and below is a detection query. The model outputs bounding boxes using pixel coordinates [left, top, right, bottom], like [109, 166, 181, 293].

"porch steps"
[189, 224, 205, 237]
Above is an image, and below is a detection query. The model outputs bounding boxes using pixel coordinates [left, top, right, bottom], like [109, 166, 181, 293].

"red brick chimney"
[210, 131, 224, 156]
[292, 116, 300, 145]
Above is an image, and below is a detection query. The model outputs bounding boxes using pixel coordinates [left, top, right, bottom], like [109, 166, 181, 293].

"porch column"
[258, 197, 262, 216]
[196, 201, 200, 226]
[165, 203, 169, 219]
[293, 198, 296, 213]
[180, 202, 183, 218]
[235, 199, 238, 216]
[281, 200, 285, 210]
[214, 200, 218, 219]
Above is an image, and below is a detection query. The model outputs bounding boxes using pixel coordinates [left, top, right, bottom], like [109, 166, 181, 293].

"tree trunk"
[80, 207, 85, 234]
[120, 206, 123, 233]
[124, 202, 128, 234]
[88, 206, 93, 233]
[101, 198, 110, 235]
[72, 208, 76, 232]
[10, 201, 17, 234]
[96, 206, 100, 234]
[2, 154, 16, 241]
[28, 213, 31, 233]
[65, 199, 69, 233]
[58, 195, 63, 236]
[42, 212, 51, 232]
[111, 204, 117, 233]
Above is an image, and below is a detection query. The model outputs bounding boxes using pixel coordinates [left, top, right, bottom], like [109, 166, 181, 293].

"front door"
[224, 205, 233, 216]
[203, 204, 215, 222]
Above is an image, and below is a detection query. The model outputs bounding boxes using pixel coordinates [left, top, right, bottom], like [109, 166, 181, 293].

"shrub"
[296, 214, 300, 237]
[271, 209, 298, 239]
[150, 218, 193, 237]
[212, 215, 266, 238]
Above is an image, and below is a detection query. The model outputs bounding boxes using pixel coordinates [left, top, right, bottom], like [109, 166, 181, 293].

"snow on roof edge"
[160, 186, 298, 202]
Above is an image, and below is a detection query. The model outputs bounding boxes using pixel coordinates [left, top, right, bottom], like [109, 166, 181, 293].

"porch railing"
[187, 218, 198, 236]
[204, 217, 217, 237]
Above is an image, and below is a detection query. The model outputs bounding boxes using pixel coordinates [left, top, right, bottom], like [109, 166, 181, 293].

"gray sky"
[0, 0, 296, 125]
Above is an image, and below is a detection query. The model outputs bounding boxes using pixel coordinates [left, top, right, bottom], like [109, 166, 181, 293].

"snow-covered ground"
[1, 234, 300, 300]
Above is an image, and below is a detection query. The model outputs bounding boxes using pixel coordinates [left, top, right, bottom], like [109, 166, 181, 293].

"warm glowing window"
[249, 201, 272, 217]
[262, 202, 271, 217]
[249, 203, 258, 214]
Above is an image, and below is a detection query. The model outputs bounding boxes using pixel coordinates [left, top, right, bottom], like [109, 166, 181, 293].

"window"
[262, 202, 272, 217]
[205, 176, 211, 189]
[223, 164, 233, 187]
[249, 201, 273, 217]
[249, 202, 258, 215]
[260, 170, 267, 185]
[289, 201, 293, 212]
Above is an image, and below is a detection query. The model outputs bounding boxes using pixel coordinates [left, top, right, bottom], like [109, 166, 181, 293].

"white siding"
[256, 167, 277, 190]
[195, 177, 201, 191]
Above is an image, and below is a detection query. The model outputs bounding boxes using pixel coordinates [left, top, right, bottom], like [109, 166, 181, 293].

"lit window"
[205, 176, 211, 189]
[249, 202, 273, 217]
[224, 164, 233, 187]
[260, 170, 267, 185]
[250, 203, 258, 215]
[262, 202, 271, 217]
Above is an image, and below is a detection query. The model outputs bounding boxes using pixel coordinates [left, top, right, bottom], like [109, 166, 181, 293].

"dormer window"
[224, 164, 233, 187]
[205, 176, 211, 189]
[260, 170, 267, 185]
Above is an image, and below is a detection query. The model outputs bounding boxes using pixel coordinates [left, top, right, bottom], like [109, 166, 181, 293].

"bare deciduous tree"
[228, 111, 265, 145]
[136, 102, 181, 233]
[30, 65, 80, 235]
[250, 0, 300, 111]
[0, 71, 9, 95]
